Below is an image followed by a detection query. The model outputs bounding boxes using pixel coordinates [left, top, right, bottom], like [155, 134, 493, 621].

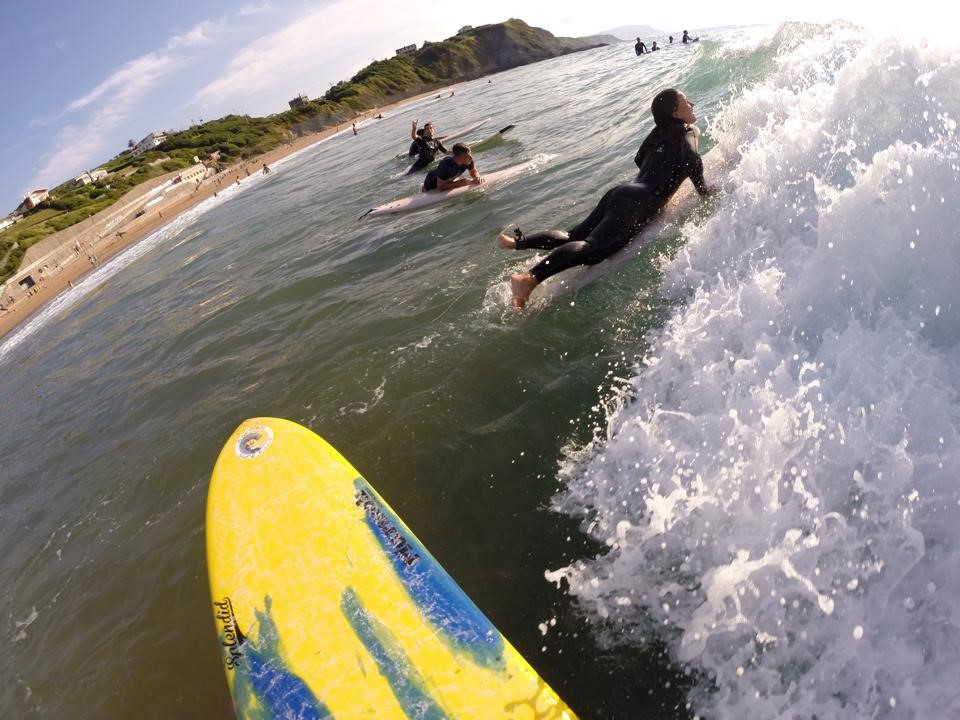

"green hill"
[322, 19, 614, 112]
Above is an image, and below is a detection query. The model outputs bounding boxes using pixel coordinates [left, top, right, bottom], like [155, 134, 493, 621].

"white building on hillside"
[16, 189, 49, 213]
[73, 168, 108, 187]
[131, 132, 167, 157]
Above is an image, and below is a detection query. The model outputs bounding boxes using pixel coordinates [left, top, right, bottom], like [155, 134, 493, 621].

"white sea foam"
[551, 24, 960, 719]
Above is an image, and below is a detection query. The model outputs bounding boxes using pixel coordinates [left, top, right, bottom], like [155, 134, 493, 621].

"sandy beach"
[0, 85, 462, 342]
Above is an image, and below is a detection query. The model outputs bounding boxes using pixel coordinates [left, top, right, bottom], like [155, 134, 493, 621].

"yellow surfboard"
[206, 417, 579, 719]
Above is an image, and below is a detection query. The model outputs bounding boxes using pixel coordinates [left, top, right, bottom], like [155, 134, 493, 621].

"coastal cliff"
[292, 19, 617, 130]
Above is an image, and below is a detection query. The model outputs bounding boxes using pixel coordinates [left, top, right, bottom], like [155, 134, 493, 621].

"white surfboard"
[466, 124, 516, 151]
[366, 153, 557, 218]
[437, 117, 489, 143]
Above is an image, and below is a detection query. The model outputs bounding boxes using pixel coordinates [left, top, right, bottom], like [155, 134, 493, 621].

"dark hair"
[452, 143, 471, 156]
[636, 88, 687, 162]
[651, 88, 681, 128]
[416, 128, 425, 137]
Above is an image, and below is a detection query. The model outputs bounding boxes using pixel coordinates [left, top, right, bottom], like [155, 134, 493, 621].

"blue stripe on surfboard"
[353, 478, 506, 670]
[341, 587, 449, 720]
[230, 595, 334, 720]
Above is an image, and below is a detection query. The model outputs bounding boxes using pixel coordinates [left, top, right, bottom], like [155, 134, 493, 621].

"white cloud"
[193, 0, 522, 109]
[67, 52, 180, 112]
[167, 19, 224, 49]
[28, 19, 223, 192]
[195, 0, 384, 106]
[238, 1, 273, 16]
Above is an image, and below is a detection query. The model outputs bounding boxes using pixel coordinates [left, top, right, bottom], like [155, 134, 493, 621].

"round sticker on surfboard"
[235, 425, 274, 459]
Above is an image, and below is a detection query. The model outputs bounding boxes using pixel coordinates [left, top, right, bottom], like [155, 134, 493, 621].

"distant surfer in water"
[422, 143, 483, 192]
[682, 30, 699, 43]
[499, 88, 716, 309]
[408, 121, 449, 173]
[635, 38, 648, 55]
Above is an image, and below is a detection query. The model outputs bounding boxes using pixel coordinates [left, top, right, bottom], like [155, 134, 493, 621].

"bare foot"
[498, 232, 516, 249]
[510, 273, 538, 309]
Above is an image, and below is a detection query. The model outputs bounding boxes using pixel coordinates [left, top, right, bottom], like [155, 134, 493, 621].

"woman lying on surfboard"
[498, 88, 717, 308]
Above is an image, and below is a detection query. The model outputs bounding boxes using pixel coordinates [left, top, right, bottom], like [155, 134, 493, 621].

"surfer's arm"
[410, 120, 418, 139]
[683, 130, 714, 196]
[688, 157, 713, 196]
[469, 166, 483, 184]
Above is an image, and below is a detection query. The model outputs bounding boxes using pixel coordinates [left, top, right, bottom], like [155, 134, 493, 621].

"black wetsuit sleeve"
[436, 139, 449, 154]
[688, 154, 709, 194]
[682, 131, 710, 195]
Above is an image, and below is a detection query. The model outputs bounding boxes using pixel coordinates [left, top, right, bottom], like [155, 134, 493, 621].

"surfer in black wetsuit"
[682, 30, 699, 43]
[408, 121, 449, 173]
[422, 143, 483, 191]
[498, 88, 716, 308]
[635, 38, 648, 55]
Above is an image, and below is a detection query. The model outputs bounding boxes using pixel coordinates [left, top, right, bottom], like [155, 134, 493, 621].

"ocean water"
[2, 22, 958, 719]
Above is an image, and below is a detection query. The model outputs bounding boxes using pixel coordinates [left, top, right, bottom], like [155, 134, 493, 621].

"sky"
[1, 0, 948, 211]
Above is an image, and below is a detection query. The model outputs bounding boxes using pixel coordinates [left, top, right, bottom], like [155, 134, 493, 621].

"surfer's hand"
[473, 176, 485, 185]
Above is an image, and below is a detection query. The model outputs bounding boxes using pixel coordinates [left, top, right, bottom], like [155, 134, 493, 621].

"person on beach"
[408, 121, 449, 173]
[352, 123, 358, 135]
[422, 143, 483, 192]
[498, 88, 716, 309]
[635, 38, 648, 55]
[262, 163, 271, 174]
